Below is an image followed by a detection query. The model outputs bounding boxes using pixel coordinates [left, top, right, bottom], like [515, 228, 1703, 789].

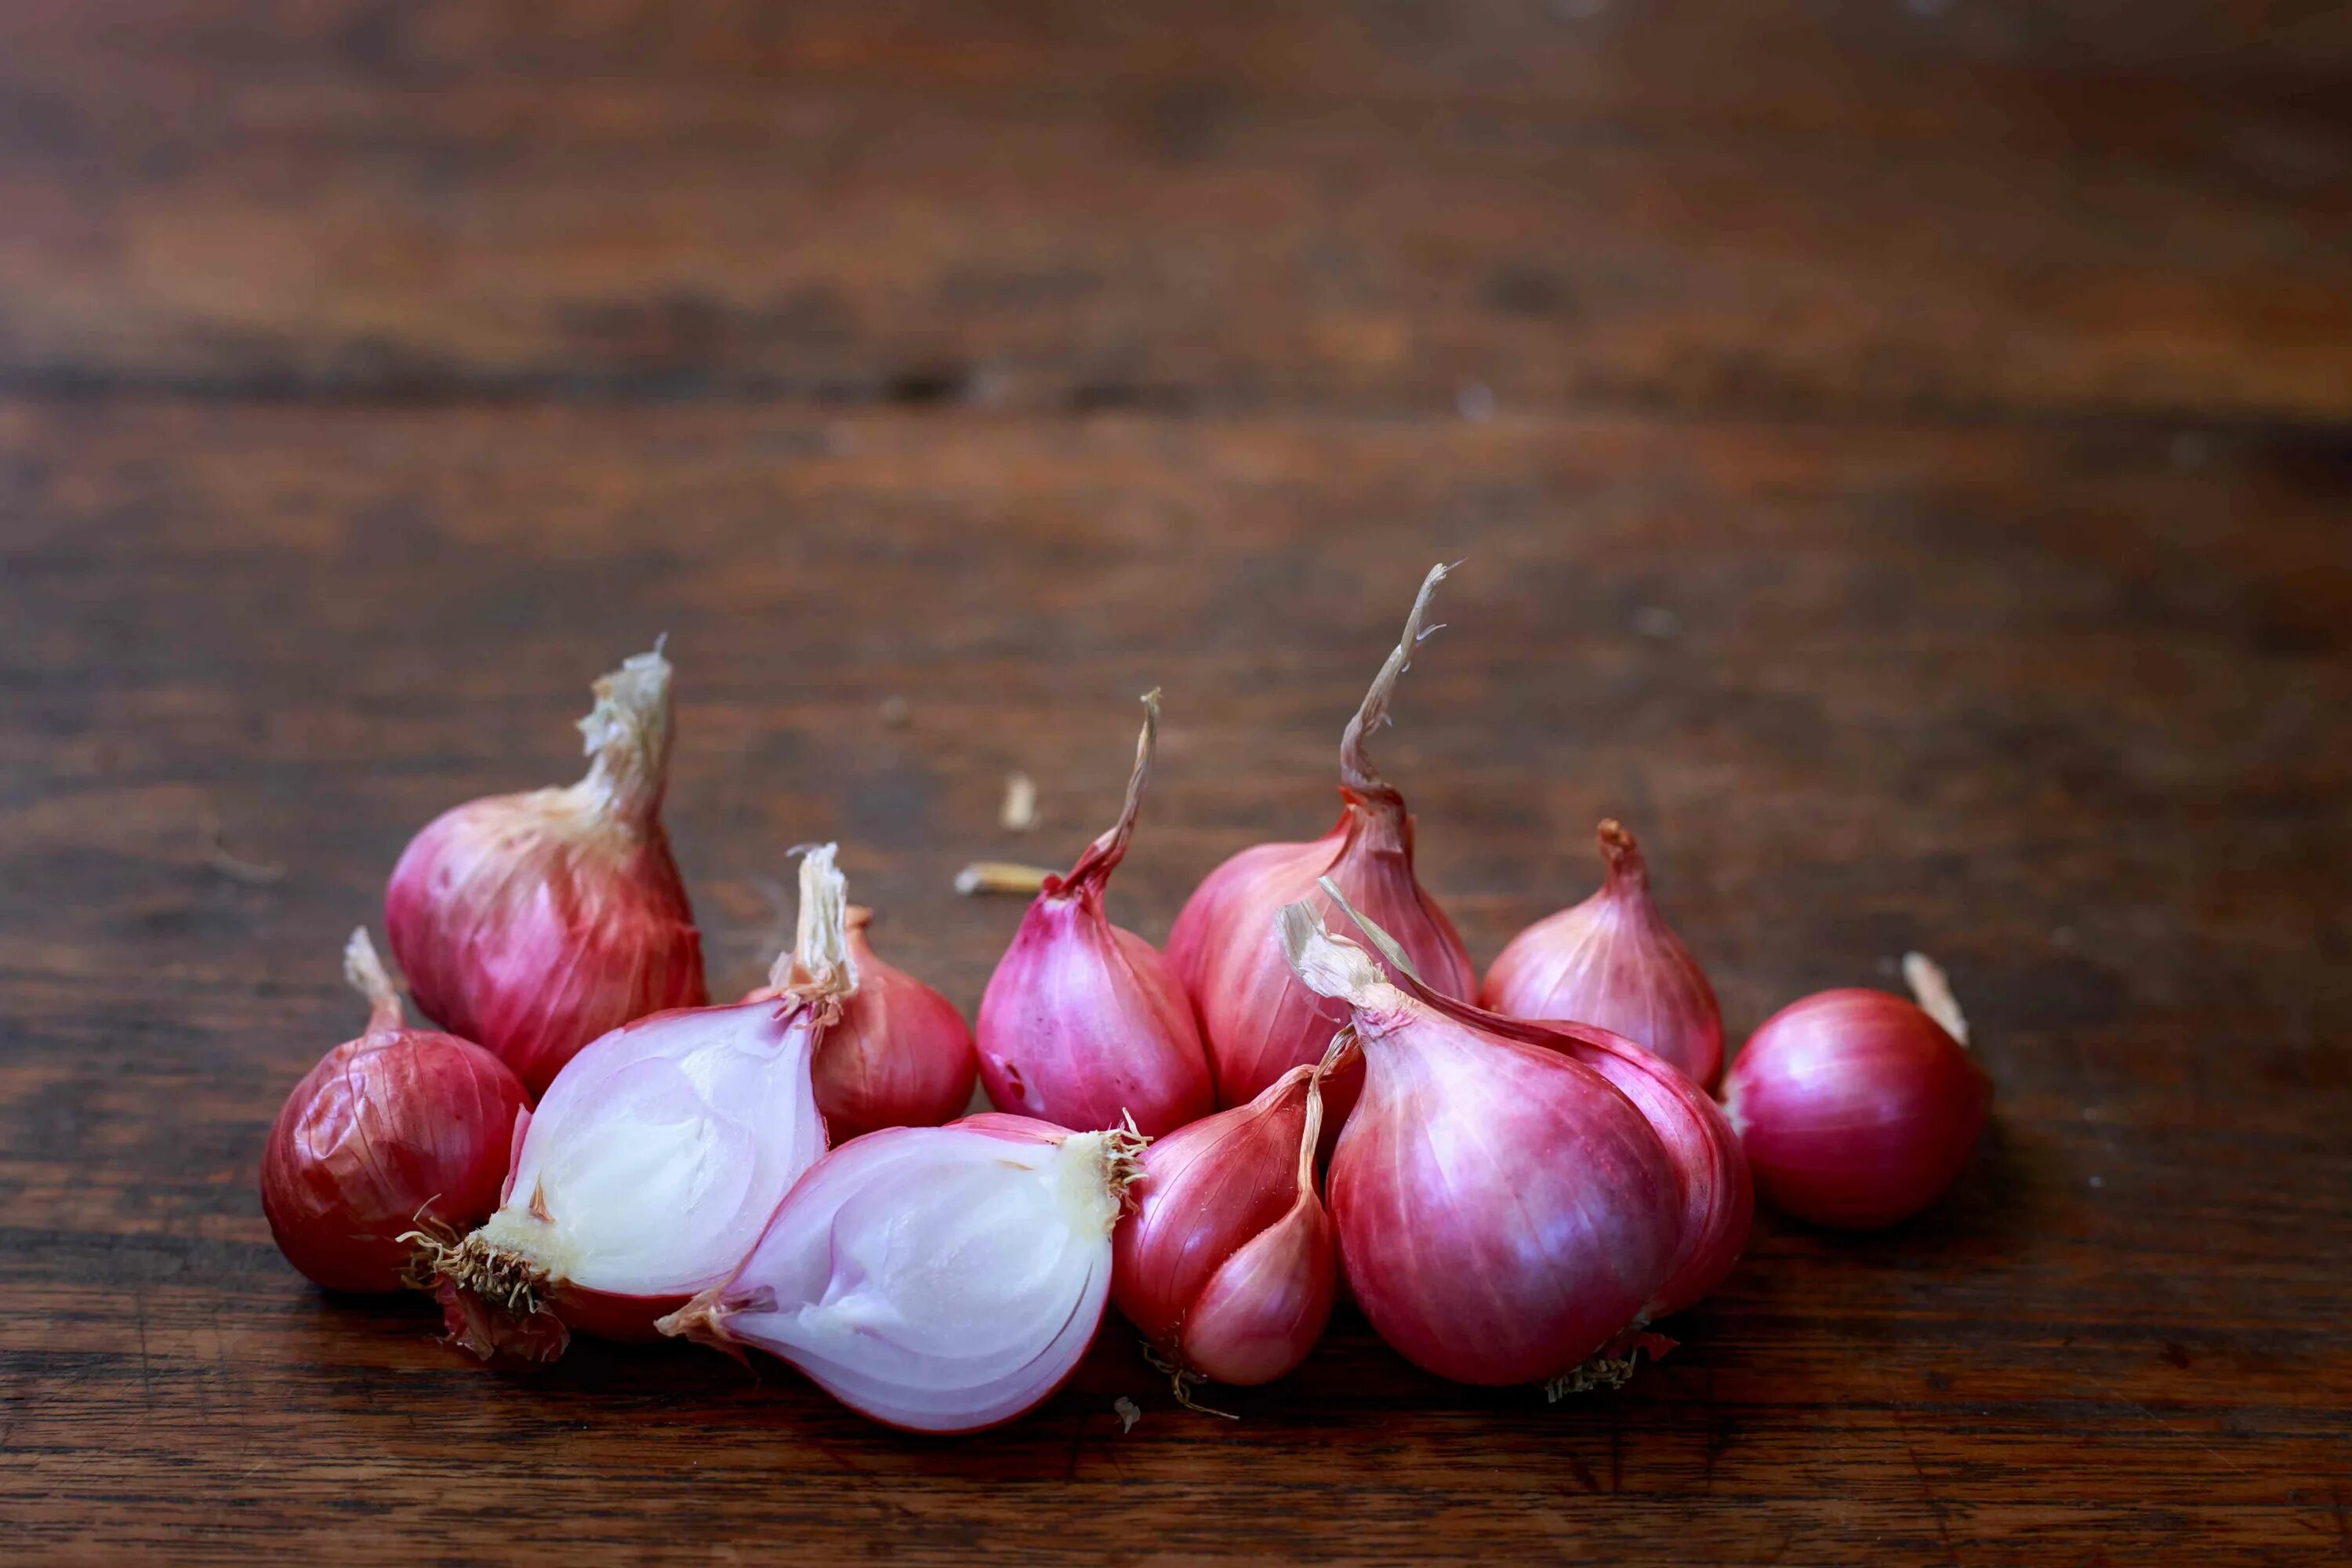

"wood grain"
[3, 2, 2350, 419]
[3, 4, 2350, 1563]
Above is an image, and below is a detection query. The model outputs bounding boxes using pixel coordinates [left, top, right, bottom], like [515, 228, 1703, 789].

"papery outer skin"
[1551, 1026, 1751, 1319]
[1483, 829, 1724, 1088]
[387, 793, 706, 1098]
[978, 891, 1213, 1138]
[684, 1115, 1119, 1433]
[1724, 988, 1990, 1231]
[444, 994, 826, 1352]
[1111, 1064, 1336, 1386]
[1375, 963, 1751, 1321]
[261, 1025, 528, 1294]
[1330, 1001, 1682, 1386]
[1168, 793, 1475, 1111]
[788, 915, 976, 1143]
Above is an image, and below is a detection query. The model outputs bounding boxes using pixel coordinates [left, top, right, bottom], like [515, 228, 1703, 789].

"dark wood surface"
[4, 3, 2349, 1562]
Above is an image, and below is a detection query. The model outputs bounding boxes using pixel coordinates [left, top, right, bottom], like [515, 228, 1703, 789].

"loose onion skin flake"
[1279, 905, 1682, 1391]
[1723, 985, 1991, 1230]
[1168, 565, 1476, 1112]
[662, 1114, 1143, 1434]
[1483, 818, 1726, 1088]
[977, 691, 1214, 1137]
[260, 930, 528, 1295]
[1112, 1055, 1338, 1401]
[387, 645, 707, 1098]
[416, 848, 846, 1361]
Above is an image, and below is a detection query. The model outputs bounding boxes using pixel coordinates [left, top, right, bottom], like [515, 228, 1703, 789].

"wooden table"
[5, 4, 2347, 1561]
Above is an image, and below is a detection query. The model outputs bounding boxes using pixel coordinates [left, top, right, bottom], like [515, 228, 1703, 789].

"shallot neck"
[575, 646, 673, 823]
[1056, 689, 1161, 897]
[1338, 562, 1450, 802]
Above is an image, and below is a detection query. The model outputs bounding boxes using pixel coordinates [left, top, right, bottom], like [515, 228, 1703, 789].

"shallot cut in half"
[977, 691, 1214, 1137]
[260, 930, 528, 1294]
[1483, 818, 1725, 1087]
[415, 848, 844, 1361]
[1112, 1052, 1339, 1409]
[660, 1113, 1144, 1434]
[745, 872, 975, 1143]
[1168, 564, 1475, 1112]
[1278, 903, 1682, 1392]
[387, 644, 707, 1097]
[1331, 880, 1748, 1330]
[1722, 958, 1990, 1231]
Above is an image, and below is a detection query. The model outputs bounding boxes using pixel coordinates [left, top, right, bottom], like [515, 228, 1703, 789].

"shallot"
[416, 848, 841, 1359]
[1330, 879, 1748, 1326]
[1483, 818, 1724, 1087]
[1112, 1054, 1338, 1402]
[1278, 903, 1682, 1388]
[260, 930, 528, 1294]
[661, 1113, 1143, 1433]
[1722, 973, 1990, 1230]
[387, 644, 707, 1097]
[976, 691, 1214, 1136]
[1168, 565, 1475, 1110]
[746, 877, 976, 1143]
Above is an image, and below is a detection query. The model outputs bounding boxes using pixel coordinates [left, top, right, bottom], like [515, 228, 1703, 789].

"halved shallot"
[387, 644, 707, 1097]
[1278, 903, 1682, 1391]
[1168, 565, 1476, 1110]
[416, 848, 844, 1360]
[661, 1113, 1143, 1433]
[976, 691, 1214, 1136]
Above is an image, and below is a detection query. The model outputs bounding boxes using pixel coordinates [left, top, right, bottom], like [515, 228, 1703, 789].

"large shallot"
[1168, 566, 1475, 1110]
[387, 644, 706, 1096]
[1278, 904, 1682, 1390]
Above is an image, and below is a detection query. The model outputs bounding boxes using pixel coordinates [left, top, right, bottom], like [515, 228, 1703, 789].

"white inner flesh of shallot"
[477, 1001, 823, 1297]
[723, 1127, 1122, 1431]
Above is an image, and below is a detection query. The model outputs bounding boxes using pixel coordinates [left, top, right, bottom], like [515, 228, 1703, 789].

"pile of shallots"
[262, 568, 1991, 1433]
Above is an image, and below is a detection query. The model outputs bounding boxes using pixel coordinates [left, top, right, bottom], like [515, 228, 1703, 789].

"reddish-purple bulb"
[977, 692, 1214, 1137]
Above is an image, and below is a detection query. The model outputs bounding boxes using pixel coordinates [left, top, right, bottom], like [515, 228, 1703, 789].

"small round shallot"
[261, 930, 528, 1294]
[1723, 978, 1990, 1231]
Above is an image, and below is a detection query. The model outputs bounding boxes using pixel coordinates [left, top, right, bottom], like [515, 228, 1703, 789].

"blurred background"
[3, 2, 2349, 1560]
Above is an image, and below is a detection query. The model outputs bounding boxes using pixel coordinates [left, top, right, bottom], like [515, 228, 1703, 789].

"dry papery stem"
[1339, 562, 1454, 798]
[769, 843, 858, 1000]
[343, 927, 406, 1032]
[574, 642, 673, 822]
[1055, 689, 1163, 893]
[1902, 951, 1970, 1045]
